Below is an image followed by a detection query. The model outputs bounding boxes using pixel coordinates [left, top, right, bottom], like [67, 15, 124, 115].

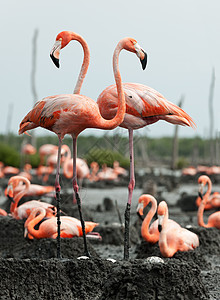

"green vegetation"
[0, 133, 216, 169]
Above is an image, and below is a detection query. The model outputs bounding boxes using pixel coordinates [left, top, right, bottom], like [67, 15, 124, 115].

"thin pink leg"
[124, 128, 135, 260]
[72, 136, 90, 257]
[55, 136, 62, 259]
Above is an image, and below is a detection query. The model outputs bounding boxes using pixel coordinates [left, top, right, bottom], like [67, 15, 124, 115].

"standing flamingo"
[97, 60, 195, 262]
[158, 201, 199, 257]
[24, 207, 99, 240]
[19, 31, 146, 258]
[136, 194, 181, 244]
[196, 175, 220, 209]
[197, 191, 220, 229]
[6, 176, 56, 219]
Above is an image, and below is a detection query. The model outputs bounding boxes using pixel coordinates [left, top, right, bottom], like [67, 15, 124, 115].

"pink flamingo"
[3, 166, 19, 176]
[0, 208, 7, 216]
[197, 188, 220, 229]
[136, 194, 181, 244]
[6, 176, 56, 220]
[196, 175, 220, 210]
[97, 163, 118, 181]
[24, 207, 99, 240]
[19, 31, 146, 257]
[158, 201, 199, 257]
[113, 161, 128, 176]
[97, 59, 195, 261]
[39, 144, 58, 165]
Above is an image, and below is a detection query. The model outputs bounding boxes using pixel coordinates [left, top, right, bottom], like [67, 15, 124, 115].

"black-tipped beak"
[7, 195, 15, 203]
[137, 211, 144, 221]
[198, 192, 203, 200]
[158, 224, 162, 232]
[140, 50, 147, 70]
[50, 53, 60, 68]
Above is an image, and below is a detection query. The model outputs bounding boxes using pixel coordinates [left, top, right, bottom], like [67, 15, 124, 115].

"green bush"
[0, 142, 20, 167]
[85, 147, 129, 169]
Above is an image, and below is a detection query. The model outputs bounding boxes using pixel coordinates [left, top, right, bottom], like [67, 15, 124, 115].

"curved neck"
[97, 42, 126, 129]
[10, 178, 30, 213]
[197, 200, 209, 228]
[159, 207, 176, 257]
[70, 33, 90, 94]
[205, 178, 212, 197]
[141, 197, 157, 242]
[27, 209, 46, 238]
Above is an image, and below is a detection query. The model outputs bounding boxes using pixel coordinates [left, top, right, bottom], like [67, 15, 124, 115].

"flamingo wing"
[97, 83, 195, 129]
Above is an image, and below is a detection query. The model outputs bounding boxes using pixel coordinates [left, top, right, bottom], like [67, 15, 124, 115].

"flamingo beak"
[50, 40, 62, 68]
[136, 202, 144, 220]
[134, 43, 147, 70]
[7, 185, 14, 202]
[198, 191, 203, 200]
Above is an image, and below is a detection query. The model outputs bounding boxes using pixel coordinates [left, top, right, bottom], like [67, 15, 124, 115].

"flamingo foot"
[124, 202, 131, 260]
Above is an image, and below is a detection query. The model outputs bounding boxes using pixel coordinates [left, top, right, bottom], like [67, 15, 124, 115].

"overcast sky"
[1, 0, 220, 139]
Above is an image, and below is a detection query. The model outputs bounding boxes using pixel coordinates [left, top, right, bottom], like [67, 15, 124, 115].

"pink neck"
[69, 32, 90, 95]
[96, 41, 126, 129]
[141, 197, 157, 242]
[10, 178, 30, 213]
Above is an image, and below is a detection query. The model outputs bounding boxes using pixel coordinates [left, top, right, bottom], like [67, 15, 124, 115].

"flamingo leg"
[124, 129, 135, 260]
[55, 136, 62, 259]
[72, 136, 90, 257]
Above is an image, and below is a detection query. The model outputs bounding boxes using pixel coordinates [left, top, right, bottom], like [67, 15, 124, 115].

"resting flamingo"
[24, 207, 99, 240]
[136, 194, 180, 244]
[19, 31, 146, 257]
[97, 163, 118, 181]
[39, 144, 58, 165]
[6, 176, 56, 220]
[158, 201, 199, 257]
[196, 175, 220, 210]
[197, 190, 220, 229]
[97, 55, 195, 261]
[0, 208, 7, 216]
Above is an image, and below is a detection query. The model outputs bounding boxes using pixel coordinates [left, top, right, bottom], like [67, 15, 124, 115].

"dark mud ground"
[0, 173, 219, 300]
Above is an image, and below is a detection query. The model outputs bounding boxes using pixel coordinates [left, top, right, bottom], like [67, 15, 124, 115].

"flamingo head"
[157, 201, 167, 232]
[6, 183, 14, 202]
[122, 37, 147, 70]
[136, 194, 152, 220]
[50, 31, 79, 68]
[198, 175, 209, 196]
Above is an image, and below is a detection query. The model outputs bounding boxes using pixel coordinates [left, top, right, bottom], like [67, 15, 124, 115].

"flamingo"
[97, 57, 195, 262]
[197, 189, 220, 229]
[39, 144, 58, 165]
[196, 175, 220, 210]
[0, 208, 7, 216]
[19, 31, 146, 257]
[6, 176, 56, 220]
[136, 194, 180, 244]
[113, 161, 128, 176]
[3, 166, 19, 176]
[97, 163, 118, 181]
[24, 207, 99, 240]
[158, 201, 199, 257]
[89, 162, 99, 182]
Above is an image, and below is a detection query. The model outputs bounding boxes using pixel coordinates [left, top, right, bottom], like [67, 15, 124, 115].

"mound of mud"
[0, 257, 208, 300]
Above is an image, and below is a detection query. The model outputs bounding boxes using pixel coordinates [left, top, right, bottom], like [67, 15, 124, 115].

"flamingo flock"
[1, 30, 218, 262]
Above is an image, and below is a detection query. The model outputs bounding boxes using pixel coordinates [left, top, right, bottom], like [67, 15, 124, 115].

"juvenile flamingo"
[6, 176, 56, 220]
[158, 201, 199, 257]
[197, 191, 220, 229]
[24, 207, 99, 240]
[19, 31, 146, 257]
[196, 175, 220, 210]
[136, 194, 180, 244]
[97, 56, 195, 261]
